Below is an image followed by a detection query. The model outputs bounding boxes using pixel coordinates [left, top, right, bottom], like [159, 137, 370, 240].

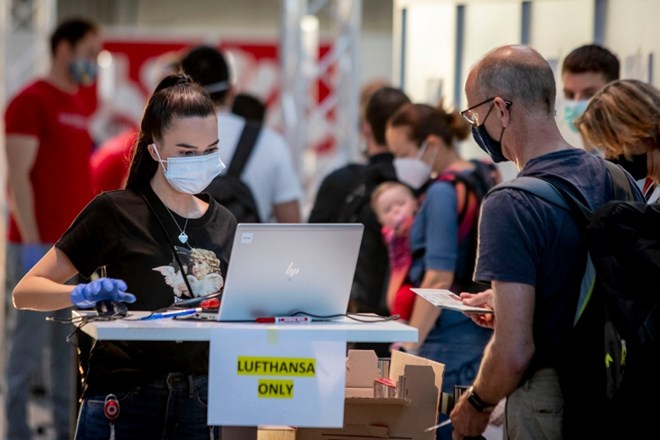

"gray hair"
[473, 45, 556, 115]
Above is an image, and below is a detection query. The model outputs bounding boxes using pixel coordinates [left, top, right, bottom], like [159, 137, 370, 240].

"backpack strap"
[489, 161, 638, 325]
[436, 172, 471, 232]
[604, 160, 637, 201]
[489, 176, 594, 325]
[437, 161, 497, 240]
[490, 176, 570, 210]
[227, 120, 262, 178]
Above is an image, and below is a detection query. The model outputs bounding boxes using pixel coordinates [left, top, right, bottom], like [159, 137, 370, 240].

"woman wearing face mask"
[576, 79, 660, 204]
[385, 102, 498, 439]
[12, 74, 235, 439]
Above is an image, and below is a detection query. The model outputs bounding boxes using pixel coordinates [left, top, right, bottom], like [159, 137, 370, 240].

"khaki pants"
[504, 368, 563, 440]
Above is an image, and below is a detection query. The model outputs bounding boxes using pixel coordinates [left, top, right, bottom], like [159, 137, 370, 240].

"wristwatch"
[466, 386, 496, 413]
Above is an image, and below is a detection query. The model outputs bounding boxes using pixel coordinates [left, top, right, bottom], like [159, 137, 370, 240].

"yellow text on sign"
[258, 379, 295, 398]
[236, 356, 316, 377]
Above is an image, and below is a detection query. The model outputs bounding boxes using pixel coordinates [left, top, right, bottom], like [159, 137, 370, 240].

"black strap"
[549, 161, 637, 222]
[227, 120, 262, 178]
[490, 160, 637, 222]
[604, 160, 636, 201]
[139, 191, 194, 297]
[487, 160, 640, 325]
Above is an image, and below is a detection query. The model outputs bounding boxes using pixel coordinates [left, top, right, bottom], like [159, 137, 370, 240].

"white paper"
[412, 288, 494, 314]
[208, 327, 346, 427]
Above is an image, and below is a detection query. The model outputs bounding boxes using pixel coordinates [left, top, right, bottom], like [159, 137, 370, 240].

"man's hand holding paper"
[460, 289, 495, 329]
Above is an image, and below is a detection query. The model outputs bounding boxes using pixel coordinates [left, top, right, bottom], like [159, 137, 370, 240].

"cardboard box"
[294, 349, 445, 440]
[258, 426, 297, 440]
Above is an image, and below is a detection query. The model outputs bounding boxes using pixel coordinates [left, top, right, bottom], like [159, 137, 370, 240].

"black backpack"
[204, 121, 262, 223]
[490, 161, 658, 438]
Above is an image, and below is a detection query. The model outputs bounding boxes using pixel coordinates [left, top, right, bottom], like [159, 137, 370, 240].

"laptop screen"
[216, 223, 364, 321]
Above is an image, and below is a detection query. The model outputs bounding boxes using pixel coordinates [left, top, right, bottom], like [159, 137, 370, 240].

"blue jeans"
[418, 310, 492, 440]
[5, 243, 74, 440]
[75, 373, 220, 440]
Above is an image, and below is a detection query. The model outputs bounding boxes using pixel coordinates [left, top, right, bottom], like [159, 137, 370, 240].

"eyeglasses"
[460, 97, 512, 126]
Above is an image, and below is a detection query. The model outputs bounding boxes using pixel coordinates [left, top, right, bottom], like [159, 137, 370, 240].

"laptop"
[205, 223, 363, 321]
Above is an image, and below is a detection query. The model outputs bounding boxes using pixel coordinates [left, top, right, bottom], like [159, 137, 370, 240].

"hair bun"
[154, 73, 192, 93]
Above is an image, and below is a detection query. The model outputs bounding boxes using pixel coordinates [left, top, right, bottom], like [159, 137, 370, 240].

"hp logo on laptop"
[285, 262, 300, 280]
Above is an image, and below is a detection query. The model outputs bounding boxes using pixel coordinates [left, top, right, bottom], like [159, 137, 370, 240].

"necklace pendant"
[178, 232, 189, 244]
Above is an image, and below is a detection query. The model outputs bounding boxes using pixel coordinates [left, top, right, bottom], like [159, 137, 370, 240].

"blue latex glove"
[70, 278, 137, 309]
[21, 243, 50, 274]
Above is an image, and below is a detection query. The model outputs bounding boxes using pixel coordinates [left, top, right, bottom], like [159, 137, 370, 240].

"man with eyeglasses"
[448, 45, 643, 439]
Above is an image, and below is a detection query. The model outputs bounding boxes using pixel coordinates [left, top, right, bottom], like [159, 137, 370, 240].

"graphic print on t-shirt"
[152, 246, 225, 301]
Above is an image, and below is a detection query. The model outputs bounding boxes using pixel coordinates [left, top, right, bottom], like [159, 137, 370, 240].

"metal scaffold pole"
[279, 0, 361, 207]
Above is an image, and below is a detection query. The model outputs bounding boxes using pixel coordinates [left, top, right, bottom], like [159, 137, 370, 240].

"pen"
[255, 316, 312, 324]
[139, 308, 201, 320]
[425, 419, 451, 432]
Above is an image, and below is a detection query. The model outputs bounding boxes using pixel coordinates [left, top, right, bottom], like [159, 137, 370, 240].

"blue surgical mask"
[152, 145, 226, 194]
[563, 99, 589, 133]
[69, 59, 98, 86]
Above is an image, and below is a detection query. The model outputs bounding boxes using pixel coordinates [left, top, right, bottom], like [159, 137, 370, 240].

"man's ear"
[495, 97, 511, 127]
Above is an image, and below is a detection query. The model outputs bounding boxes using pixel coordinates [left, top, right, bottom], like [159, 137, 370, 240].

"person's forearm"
[406, 299, 440, 350]
[405, 268, 453, 350]
[8, 177, 40, 243]
[273, 200, 301, 223]
[13, 247, 80, 311]
[13, 275, 75, 311]
[471, 282, 535, 404]
[6, 135, 40, 243]
[470, 333, 531, 405]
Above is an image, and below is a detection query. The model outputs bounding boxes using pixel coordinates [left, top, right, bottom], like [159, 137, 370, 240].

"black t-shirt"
[308, 163, 366, 223]
[57, 185, 237, 396]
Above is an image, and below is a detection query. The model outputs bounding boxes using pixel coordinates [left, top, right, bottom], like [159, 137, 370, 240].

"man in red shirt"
[4, 17, 101, 440]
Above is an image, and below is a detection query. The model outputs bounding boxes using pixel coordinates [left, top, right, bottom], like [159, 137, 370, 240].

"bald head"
[464, 45, 571, 167]
[467, 45, 556, 115]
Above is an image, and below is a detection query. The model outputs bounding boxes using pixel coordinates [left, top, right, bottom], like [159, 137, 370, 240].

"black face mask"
[609, 153, 647, 181]
[471, 105, 507, 163]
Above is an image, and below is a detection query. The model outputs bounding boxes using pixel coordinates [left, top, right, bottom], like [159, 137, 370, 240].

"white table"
[73, 311, 418, 439]
[73, 311, 418, 343]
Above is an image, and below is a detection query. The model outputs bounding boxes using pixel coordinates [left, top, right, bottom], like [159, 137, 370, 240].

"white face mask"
[393, 141, 433, 190]
[152, 144, 226, 194]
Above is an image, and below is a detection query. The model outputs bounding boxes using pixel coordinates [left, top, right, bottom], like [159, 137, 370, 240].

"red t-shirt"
[5, 79, 95, 243]
[91, 129, 137, 194]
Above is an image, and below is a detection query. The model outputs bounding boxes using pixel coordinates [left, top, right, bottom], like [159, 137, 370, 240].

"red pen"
[255, 316, 312, 324]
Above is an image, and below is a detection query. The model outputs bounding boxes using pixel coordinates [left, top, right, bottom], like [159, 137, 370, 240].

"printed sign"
[208, 327, 346, 427]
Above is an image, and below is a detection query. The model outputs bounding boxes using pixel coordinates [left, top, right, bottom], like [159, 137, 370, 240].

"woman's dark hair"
[365, 86, 411, 145]
[387, 102, 470, 147]
[125, 74, 216, 191]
